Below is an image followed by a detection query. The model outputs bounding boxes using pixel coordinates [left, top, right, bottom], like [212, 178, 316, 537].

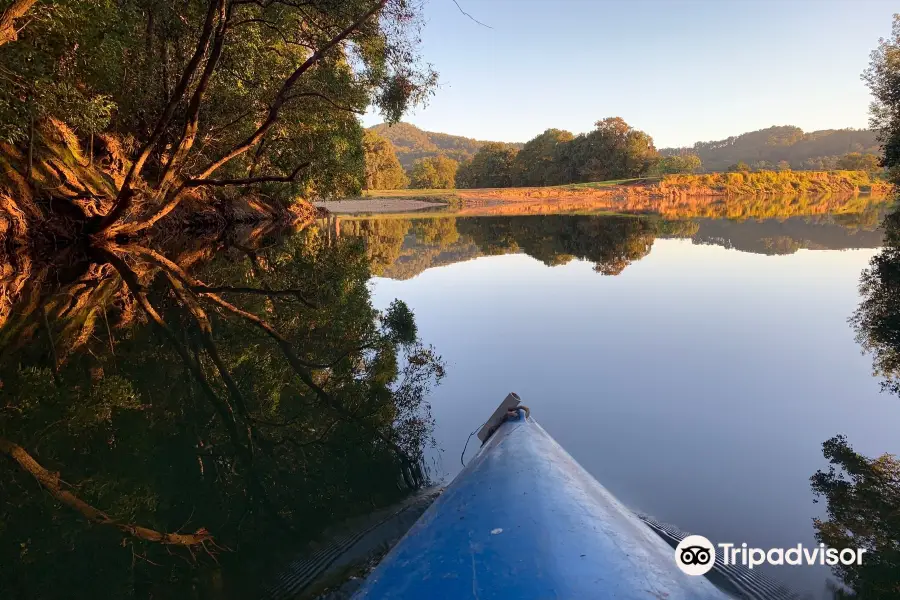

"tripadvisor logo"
[675, 535, 716, 576]
[673, 535, 868, 576]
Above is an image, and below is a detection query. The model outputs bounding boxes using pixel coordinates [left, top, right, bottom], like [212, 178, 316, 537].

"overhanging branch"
[183, 162, 310, 188]
[286, 92, 365, 114]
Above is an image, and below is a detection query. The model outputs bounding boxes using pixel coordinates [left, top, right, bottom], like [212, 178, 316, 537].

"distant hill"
[661, 126, 880, 171]
[368, 122, 522, 168]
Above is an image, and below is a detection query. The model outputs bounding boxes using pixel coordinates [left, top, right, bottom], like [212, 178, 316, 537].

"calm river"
[363, 212, 900, 598]
[2, 208, 898, 599]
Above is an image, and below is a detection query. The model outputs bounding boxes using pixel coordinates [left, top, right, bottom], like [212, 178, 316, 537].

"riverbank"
[350, 171, 891, 210]
[321, 172, 893, 220]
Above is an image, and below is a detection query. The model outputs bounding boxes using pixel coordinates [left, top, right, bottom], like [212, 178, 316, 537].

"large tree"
[363, 129, 408, 190]
[408, 154, 458, 189]
[0, 0, 436, 239]
[837, 152, 882, 174]
[455, 142, 518, 188]
[512, 128, 574, 186]
[864, 13, 900, 180]
[653, 154, 702, 175]
[566, 117, 658, 183]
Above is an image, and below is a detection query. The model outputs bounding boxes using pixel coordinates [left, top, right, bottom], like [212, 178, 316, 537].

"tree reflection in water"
[812, 201, 900, 599]
[0, 221, 444, 598]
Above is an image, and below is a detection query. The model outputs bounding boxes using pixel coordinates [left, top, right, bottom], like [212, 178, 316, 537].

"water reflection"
[336, 212, 886, 282]
[813, 204, 900, 599]
[1, 208, 898, 599]
[350, 212, 897, 599]
[0, 223, 443, 598]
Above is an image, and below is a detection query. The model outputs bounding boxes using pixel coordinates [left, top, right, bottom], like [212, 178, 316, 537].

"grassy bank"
[357, 170, 890, 206]
[331, 171, 895, 220]
[658, 170, 892, 196]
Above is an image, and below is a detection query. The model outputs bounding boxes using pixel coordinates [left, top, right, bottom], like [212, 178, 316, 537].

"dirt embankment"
[315, 198, 444, 214]
[451, 171, 893, 205]
[335, 171, 894, 219]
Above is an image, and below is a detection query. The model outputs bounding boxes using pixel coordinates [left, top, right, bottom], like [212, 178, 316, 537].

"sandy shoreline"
[314, 199, 446, 214]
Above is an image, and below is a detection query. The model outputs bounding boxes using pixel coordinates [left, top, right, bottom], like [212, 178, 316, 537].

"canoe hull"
[354, 411, 730, 599]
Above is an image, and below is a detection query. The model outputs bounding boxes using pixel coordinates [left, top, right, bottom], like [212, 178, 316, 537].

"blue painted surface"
[354, 411, 731, 599]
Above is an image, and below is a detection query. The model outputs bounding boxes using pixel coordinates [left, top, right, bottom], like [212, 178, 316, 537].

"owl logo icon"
[674, 535, 716, 576]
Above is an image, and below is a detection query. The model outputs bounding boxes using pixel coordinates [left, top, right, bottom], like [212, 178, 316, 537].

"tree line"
[364, 119, 885, 191]
[363, 117, 694, 191]
[662, 125, 881, 172]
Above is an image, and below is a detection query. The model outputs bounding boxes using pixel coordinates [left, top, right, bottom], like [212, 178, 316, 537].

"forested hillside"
[368, 122, 522, 167]
[368, 123, 882, 191]
[661, 126, 880, 171]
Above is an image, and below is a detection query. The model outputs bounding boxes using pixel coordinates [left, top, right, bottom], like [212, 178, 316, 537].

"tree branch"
[108, 245, 422, 480]
[189, 283, 318, 309]
[0, 438, 214, 547]
[0, 0, 38, 46]
[108, 0, 387, 236]
[451, 0, 492, 29]
[92, 0, 223, 234]
[286, 92, 365, 114]
[194, 0, 387, 181]
[156, 0, 230, 198]
[183, 162, 310, 188]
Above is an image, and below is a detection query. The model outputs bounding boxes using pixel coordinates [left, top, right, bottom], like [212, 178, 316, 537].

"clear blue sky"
[362, 0, 896, 148]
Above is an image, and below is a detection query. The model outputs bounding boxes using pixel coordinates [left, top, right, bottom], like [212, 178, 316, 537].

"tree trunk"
[0, 0, 37, 47]
[27, 95, 33, 180]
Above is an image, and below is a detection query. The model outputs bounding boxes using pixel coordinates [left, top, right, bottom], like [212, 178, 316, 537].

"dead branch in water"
[0, 438, 215, 548]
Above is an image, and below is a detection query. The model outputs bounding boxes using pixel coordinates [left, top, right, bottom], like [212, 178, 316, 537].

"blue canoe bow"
[353, 393, 731, 599]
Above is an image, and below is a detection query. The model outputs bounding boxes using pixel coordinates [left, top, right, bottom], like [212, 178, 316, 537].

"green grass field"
[356, 177, 660, 198]
[360, 189, 461, 199]
[553, 177, 659, 190]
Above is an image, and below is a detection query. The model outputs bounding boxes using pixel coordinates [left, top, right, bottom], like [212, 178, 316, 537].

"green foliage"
[408, 155, 458, 189]
[811, 435, 900, 599]
[829, 200, 900, 598]
[383, 299, 417, 344]
[0, 223, 445, 598]
[662, 170, 882, 197]
[727, 161, 751, 172]
[837, 152, 883, 174]
[652, 153, 702, 175]
[343, 215, 697, 278]
[852, 206, 900, 397]
[0, 0, 438, 205]
[512, 128, 575, 186]
[565, 117, 658, 183]
[412, 217, 460, 248]
[458, 215, 667, 275]
[455, 142, 519, 188]
[363, 130, 408, 190]
[456, 118, 657, 189]
[864, 14, 900, 179]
